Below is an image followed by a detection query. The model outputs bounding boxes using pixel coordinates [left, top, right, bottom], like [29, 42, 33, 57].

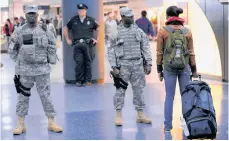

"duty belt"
[119, 57, 141, 60]
[73, 39, 92, 45]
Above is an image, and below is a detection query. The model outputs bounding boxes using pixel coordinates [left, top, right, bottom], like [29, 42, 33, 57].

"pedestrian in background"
[3, 19, 13, 50]
[136, 10, 155, 41]
[57, 15, 62, 41]
[113, 10, 120, 25]
[46, 19, 57, 38]
[19, 16, 26, 26]
[13, 17, 20, 32]
[104, 12, 118, 48]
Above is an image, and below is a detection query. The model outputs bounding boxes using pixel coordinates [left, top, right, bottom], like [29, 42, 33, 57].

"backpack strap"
[164, 26, 189, 35]
[181, 27, 189, 35]
[163, 26, 174, 33]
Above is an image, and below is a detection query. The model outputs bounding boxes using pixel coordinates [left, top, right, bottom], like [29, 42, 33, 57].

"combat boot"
[115, 110, 122, 126]
[76, 82, 82, 87]
[136, 111, 152, 124]
[13, 116, 26, 135]
[48, 117, 63, 132]
[87, 82, 92, 86]
[82, 82, 92, 87]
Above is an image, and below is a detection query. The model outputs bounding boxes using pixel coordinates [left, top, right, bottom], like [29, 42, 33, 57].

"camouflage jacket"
[8, 23, 57, 76]
[108, 24, 152, 67]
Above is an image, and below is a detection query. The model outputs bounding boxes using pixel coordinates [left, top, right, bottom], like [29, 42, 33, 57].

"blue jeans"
[163, 65, 191, 130]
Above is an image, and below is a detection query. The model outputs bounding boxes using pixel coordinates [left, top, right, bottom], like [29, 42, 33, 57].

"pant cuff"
[114, 107, 123, 111]
[136, 109, 144, 112]
[16, 113, 28, 117]
[135, 107, 145, 111]
[45, 113, 56, 118]
[116, 109, 122, 112]
[164, 123, 173, 130]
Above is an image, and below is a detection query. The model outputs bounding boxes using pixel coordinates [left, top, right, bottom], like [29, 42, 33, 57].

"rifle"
[110, 71, 128, 90]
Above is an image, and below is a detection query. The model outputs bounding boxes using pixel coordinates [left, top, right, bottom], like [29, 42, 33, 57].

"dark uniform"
[66, 4, 99, 84]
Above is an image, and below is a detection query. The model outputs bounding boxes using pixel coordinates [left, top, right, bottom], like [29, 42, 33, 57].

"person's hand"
[192, 72, 198, 78]
[113, 68, 120, 77]
[145, 65, 152, 75]
[158, 72, 163, 82]
[92, 38, 98, 45]
[66, 39, 72, 46]
[152, 36, 156, 41]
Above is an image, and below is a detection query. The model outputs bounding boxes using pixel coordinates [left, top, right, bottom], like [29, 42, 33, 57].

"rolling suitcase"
[181, 75, 217, 140]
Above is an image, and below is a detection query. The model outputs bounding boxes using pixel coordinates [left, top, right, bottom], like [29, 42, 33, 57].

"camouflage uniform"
[108, 8, 152, 111]
[8, 23, 57, 117]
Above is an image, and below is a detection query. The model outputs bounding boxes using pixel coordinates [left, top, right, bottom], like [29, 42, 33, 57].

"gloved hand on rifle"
[112, 67, 120, 77]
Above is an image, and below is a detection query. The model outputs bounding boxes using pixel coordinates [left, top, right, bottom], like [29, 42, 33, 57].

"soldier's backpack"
[181, 75, 217, 140]
[163, 26, 189, 73]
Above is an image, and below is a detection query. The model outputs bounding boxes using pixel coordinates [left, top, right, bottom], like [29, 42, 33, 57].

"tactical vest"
[17, 24, 54, 64]
[114, 25, 142, 60]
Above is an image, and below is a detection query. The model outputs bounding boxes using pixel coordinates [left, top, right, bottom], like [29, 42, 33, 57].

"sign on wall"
[219, 0, 228, 2]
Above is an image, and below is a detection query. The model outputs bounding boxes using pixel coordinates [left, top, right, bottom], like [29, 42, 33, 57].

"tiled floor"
[0, 42, 228, 140]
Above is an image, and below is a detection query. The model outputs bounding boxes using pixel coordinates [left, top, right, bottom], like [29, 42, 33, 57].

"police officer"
[8, 5, 63, 135]
[108, 7, 153, 126]
[63, 3, 99, 87]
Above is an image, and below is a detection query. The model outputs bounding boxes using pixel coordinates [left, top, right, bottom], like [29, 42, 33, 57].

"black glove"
[145, 65, 152, 75]
[158, 72, 164, 82]
[157, 65, 163, 73]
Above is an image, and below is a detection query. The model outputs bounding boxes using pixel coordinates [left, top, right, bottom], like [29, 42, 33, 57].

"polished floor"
[0, 42, 228, 140]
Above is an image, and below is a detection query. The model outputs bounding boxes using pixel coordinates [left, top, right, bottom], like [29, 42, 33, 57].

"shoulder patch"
[21, 23, 28, 30]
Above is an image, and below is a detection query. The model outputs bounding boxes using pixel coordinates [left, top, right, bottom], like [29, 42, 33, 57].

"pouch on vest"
[22, 34, 33, 45]
[47, 47, 57, 64]
[135, 30, 141, 42]
[114, 39, 124, 58]
[37, 36, 48, 47]
[19, 44, 35, 63]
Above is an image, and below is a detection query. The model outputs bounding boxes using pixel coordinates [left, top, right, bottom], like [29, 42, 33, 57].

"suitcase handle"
[190, 75, 201, 81]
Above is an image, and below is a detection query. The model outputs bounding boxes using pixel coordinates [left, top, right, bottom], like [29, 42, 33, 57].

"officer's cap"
[25, 5, 38, 14]
[120, 7, 134, 17]
[77, 3, 88, 10]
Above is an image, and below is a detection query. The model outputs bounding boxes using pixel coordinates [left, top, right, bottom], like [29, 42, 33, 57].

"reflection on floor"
[1, 42, 228, 140]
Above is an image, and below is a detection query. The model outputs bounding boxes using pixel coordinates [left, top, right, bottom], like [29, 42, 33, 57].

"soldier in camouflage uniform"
[108, 7, 153, 126]
[8, 5, 63, 135]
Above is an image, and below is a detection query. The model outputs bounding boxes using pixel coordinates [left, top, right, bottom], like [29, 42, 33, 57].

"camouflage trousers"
[16, 73, 56, 117]
[114, 63, 146, 111]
